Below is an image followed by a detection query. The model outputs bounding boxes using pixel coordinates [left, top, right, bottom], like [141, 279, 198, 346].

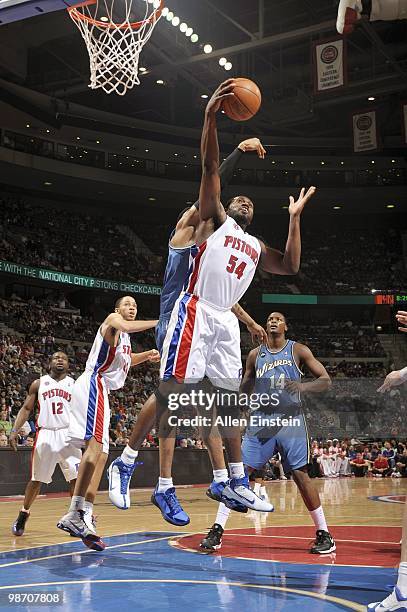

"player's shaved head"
[267, 312, 287, 323]
[51, 351, 68, 360]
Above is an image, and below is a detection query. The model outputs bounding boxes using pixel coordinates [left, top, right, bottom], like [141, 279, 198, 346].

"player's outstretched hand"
[239, 138, 266, 159]
[396, 311, 407, 332]
[288, 186, 316, 217]
[377, 370, 404, 393]
[147, 349, 160, 363]
[246, 321, 268, 345]
[206, 79, 235, 115]
[9, 431, 18, 451]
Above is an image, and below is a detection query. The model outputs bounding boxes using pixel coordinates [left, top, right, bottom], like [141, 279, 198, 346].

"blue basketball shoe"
[367, 586, 407, 611]
[221, 475, 274, 512]
[151, 487, 190, 526]
[107, 458, 142, 510]
[206, 480, 248, 513]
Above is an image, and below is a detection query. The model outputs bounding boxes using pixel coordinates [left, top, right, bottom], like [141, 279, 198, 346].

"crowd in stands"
[1, 193, 407, 295]
[307, 438, 407, 479]
[0, 195, 163, 285]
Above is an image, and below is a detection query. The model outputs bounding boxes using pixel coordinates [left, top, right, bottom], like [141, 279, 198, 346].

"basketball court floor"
[0, 478, 403, 611]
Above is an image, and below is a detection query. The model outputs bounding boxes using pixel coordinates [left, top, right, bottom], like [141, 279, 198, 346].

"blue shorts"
[242, 412, 310, 472]
[155, 316, 170, 353]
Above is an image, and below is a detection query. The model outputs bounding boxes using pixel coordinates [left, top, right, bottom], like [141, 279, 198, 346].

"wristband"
[400, 366, 407, 382]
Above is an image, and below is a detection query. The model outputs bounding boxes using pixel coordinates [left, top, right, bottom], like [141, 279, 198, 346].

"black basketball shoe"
[12, 510, 30, 536]
[200, 523, 224, 552]
[310, 530, 336, 554]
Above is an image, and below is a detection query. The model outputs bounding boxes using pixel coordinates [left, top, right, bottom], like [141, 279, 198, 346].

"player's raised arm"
[231, 303, 268, 345]
[131, 349, 160, 367]
[286, 344, 331, 395]
[199, 80, 235, 224]
[259, 187, 316, 275]
[240, 347, 258, 396]
[102, 313, 158, 335]
[9, 379, 40, 451]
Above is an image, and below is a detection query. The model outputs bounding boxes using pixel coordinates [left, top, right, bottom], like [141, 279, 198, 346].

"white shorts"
[160, 293, 242, 391]
[67, 372, 110, 455]
[31, 428, 82, 484]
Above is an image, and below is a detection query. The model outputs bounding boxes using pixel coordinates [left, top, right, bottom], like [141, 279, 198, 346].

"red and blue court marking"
[0, 527, 399, 611]
[368, 494, 406, 504]
[174, 525, 401, 567]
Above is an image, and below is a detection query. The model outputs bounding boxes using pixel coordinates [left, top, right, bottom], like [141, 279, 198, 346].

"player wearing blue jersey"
[201, 311, 336, 555]
[108, 139, 268, 525]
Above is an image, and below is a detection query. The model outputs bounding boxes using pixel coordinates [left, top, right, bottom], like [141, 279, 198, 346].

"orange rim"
[68, 0, 164, 31]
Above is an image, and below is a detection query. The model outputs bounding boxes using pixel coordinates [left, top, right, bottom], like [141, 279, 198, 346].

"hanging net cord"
[68, 0, 162, 96]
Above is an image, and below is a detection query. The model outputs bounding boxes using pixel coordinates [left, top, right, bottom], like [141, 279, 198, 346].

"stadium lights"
[219, 57, 227, 66]
[224, 62, 232, 71]
[148, 197, 156, 201]
[333, 206, 341, 209]
[204, 44, 213, 54]
[156, 79, 164, 84]
[392, 159, 396, 163]
[386, 204, 395, 208]
[44, 181, 52, 186]
[139, 67, 147, 73]
[201, 94, 208, 99]
[96, 140, 100, 144]
[145, 149, 149, 152]
[368, 96, 375, 101]
[162, 5, 199, 46]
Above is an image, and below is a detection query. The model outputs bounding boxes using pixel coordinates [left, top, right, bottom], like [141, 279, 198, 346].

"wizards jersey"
[250, 340, 303, 428]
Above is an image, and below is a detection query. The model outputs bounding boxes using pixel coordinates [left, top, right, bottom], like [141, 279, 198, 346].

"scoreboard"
[374, 294, 407, 305]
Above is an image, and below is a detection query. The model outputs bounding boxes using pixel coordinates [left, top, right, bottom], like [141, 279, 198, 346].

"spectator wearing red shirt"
[350, 453, 369, 477]
[372, 454, 391, 477]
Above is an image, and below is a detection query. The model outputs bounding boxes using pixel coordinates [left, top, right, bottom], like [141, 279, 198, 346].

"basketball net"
[68, 0, 164, 96]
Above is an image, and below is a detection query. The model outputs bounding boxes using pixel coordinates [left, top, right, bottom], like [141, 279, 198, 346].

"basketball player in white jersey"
[9, 352, 82, 536]
[57, 296, 158, 548]
[164, 78, 316, 512]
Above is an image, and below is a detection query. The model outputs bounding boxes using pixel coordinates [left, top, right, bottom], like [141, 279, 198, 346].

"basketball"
[222, 77, 262, 121]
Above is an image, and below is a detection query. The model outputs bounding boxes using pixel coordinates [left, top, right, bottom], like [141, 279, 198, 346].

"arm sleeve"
[194, 147, 243, 209]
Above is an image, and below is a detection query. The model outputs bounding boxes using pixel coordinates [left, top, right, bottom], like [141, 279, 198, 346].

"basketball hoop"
[68, 0, 164, 96]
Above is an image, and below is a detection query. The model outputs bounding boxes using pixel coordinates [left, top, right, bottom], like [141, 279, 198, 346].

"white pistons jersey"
[184, 215, 261, 310]
[37, 374, 75, 429]
[84, 328, 132, 391]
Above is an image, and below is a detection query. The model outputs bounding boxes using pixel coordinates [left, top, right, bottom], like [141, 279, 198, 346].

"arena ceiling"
[0, 0, 407, 151]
